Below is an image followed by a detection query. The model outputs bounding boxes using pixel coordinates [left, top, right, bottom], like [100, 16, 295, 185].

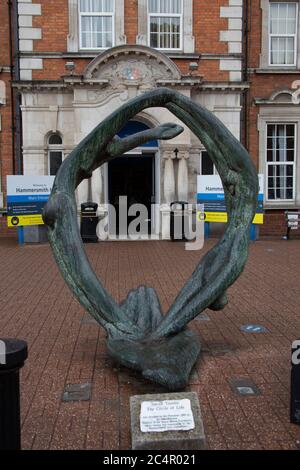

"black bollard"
[0, 338, 28, 450]
[291, 340, 300, 425]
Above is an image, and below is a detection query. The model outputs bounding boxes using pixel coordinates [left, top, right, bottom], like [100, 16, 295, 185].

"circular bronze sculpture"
[43, 88, 258, 391]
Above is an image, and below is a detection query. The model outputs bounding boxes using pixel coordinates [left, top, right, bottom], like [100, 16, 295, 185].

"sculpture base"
[107, 329, 201, 391]
[130, 392, 206, 450]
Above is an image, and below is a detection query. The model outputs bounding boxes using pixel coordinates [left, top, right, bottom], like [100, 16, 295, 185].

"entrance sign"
[197, 174, 264, 224]
[140, 399, 195, 433]
[7, 176, 54, 227]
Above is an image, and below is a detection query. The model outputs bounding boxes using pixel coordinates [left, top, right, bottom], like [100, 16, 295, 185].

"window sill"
[256, 68, 300, 74]
[264, 202, 299, 210]
[150, 48, 199, 59]
[79, 47, 113, 52]
[153, 48, 183, 53]
[63, 50, 200, 60]
[148, 48, 199, 59]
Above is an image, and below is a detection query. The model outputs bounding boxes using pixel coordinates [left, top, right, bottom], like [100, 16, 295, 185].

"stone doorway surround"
[74, 45, 201, 239]
[15, 45, 220, 241]
[15, 46, 245, 241]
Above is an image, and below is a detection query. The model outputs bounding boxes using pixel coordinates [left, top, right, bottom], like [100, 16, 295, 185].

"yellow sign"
[204, 212, 228, 223]
[7, 214, 44, 227]
[197, 212, 264, 225]
[253, 213, 264, 225]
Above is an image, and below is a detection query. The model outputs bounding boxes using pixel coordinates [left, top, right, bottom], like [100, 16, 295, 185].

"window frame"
[268, 1, 298, 67]
[47, 133, 64, 176]
[147, 0, 183, 51]
[78, 0, 115, 51]
[259, 0, 300, 70]
[265, 122, 297, 202]
[200, 150, 218, 176]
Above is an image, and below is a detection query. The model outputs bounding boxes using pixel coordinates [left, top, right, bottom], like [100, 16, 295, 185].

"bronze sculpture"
[43, 88, 258, 390]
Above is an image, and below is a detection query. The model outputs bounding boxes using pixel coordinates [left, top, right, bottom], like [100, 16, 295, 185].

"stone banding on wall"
[220, 0, 243, 82]
[18, 0, 43, 80]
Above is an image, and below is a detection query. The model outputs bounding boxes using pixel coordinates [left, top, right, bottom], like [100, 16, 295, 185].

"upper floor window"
[266, 123, 296, 200]
[269, 2, 298, 65]
[148, 0, 182, 50]
[48, 133, 64, 176]
[79, 0, 115, 50]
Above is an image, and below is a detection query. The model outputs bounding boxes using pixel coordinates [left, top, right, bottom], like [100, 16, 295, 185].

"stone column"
[76, 179, 89, 207]
[163, 151, 176, 204]
[115, 0, 126, 45]
[91, 167, 106, 241]
[177, 150, 193, 241]
[183, 0, 195, 53]
[161, 151, 176, 239]
[136, 0, 147, 45]
[67, 0, 79, 53]
[177, 151, 189, 202]
[91, 167, 102, 207]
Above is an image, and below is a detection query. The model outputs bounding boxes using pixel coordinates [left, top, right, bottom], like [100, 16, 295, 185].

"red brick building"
[0, 0, 14, 236]
[247, 0, 300, 236]
[0, 0, 299, 239]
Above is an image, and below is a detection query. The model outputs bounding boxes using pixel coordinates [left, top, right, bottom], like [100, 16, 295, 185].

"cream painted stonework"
[19, 47, 242, 238]
[18, 0, 43, 79]
[220, 0, 243, 81]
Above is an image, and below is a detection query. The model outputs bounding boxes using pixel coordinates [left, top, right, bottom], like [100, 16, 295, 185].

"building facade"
[0, 0, 299, 239]
[248, 0, 300, 236]
[0, 0, 15, 236]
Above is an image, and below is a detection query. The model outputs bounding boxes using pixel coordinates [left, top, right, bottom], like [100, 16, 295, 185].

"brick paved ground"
[0, 237, 300, 450]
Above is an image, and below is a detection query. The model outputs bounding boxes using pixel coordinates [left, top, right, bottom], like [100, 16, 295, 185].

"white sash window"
[269, 2, 298, 65]
[266, 123, 296, 200]
[79, 0, 115, 50]
[148, 0, 183, 50]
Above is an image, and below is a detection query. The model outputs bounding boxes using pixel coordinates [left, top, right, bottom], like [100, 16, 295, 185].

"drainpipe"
[8, 0, 15, 175]
[8, 0, 22, 175]
[241, 0, 250, 150]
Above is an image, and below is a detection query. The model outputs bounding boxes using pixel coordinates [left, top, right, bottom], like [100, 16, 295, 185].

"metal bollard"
[0, 338, 28, 450]
[291, 340, 300, 425]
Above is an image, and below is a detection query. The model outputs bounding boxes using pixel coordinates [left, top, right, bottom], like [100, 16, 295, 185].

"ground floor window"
[48, 133, 64, 176]
[201, 151, 217, 175]
[266, 123, 296, 201]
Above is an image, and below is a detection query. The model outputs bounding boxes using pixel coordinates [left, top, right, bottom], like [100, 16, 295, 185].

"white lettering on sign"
[292, 341, 300, 366]
[197, 175, 264, 196]
[7, 175, 55, 196]
[140, 399, 195, 433]
[0, 340, 6, 365]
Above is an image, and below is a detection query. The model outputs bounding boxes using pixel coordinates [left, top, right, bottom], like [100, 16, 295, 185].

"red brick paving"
[0, 237, 300, 450]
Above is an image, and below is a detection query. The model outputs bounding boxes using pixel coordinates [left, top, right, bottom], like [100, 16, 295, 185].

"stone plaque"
[130, 392, 206, 450]
[140, 399, 195, 433]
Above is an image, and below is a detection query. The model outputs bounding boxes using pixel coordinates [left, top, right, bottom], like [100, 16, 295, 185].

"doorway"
[108, 154, 155, 237]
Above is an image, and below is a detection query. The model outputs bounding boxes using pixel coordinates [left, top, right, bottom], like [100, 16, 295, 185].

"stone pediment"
[84, 45, 182, 87]
[255, 87, 300, 105]
[270, 89, 293, 103]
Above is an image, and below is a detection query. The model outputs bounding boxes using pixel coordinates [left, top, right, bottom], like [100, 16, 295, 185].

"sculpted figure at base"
[43, 89, 258, 391]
